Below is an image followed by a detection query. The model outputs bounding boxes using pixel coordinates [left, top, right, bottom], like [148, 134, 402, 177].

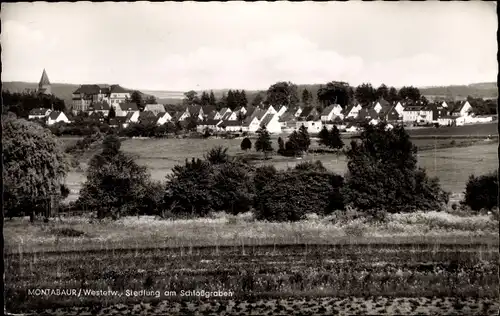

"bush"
[241, 137, 252, 151]
[294, 160, 327, 172]
[254, 169, 344, 222]
[462, 170, 498, 211]
[342, 123, 449, 214]
[165, 148, 255, 217]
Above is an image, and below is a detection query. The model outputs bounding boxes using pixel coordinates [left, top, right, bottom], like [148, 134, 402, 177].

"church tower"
[38, 69, 51, 95]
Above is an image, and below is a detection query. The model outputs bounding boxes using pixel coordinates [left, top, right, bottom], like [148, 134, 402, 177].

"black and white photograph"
[2, 1, 499, 315]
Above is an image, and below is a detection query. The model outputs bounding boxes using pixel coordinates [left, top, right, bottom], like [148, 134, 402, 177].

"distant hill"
[419, 82, 498, 100]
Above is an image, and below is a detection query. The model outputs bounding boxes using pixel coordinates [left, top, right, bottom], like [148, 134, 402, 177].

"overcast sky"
[1, 2, 497, 91]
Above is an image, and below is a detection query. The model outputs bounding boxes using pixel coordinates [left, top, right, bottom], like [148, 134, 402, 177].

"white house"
[156, 112, 172, 125]
[260, 114, 282, 134]
[296, 120, 323, 134]
[452, 101, 473, 117]
[276, 105, 288, 118]
[46, 111, 70, 125]
[116, 103, 139, 117]
[263, 105, 278, 117]
[28, 108, 52, 120]
[321, 104, 344, 122]
[218, 107, 231, 118]
[345, 124, 359, 133]
[221, 120, 243, 132]
[242, 108, 267, 133]
[395, 102, 405, 116]
[437, 116, 456, 126]
[90, 101, 111, 117]
[109, 85, 131, 108]
[124, 111, 140, 124]
[441, 101, 449, 108]
[221, 111, 238, 121]
[402, 106, 433, 124]
[343, 104, 362, 118]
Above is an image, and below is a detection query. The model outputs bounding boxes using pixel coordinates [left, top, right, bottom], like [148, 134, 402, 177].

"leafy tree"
[254, 169, 344, 222]
[227, 90, 237, 110]
[204, 146, 230, 164]
[355, 83, 377, 106]
[209, 91, 217, 106]
[319, 125, 344, 150]
[241, 137, 252, 151]
[387, 87, 400, 103]
[255, 126, 273, 158]
[108, 106, 116, 119]
[277, 137, 285, 154]
[290, 125, 311, 153]
[130, 91, 144, 111]
[3, 117, 68, 221]
[376, 84, 389, 100]
[2, 90, 66, 118]
[318, 126, 330, 148]
[200, 91, 211, 106]
[145, 96, 157, 105]
[78, 135, 159, 218]
[186, 114, 198, 132]
[302, 88, 312, 106]
[238, 90, 248, 108]
[462, 170, 498, 211]
[317, 81, 352, 108]
[342, 123, 449, 216]
[399, 86, 421, 102]
[251, 92, 264, 107]
[183, 90, 200, 105]
[266, 81, 300, 108]
[216, 93, 227, 111]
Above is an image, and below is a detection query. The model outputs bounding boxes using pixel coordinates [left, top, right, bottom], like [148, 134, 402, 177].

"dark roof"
[321, 105, 336, 116]
[403, 106, 425, 111]
[89, 111, 105, 119]
[299, 107, 317, 118]
[188, 104, 202, 115]
[220, 120, 242, 128]
[202, 105, 217, 114]
[200, 119, 222, 126]
[48, 111, 62, 120]
[119, 103, 139, 111]
[278, 112, 296, 122]
[29, 108, 51, 116]
[125, 112, 136, 121]
[357, 108, 378, 120]
[144, 104, 166, 113]
[342, 104, 355, 115]
[139, 111, 157, 120]
[221, 111, 234, 120]
[376, 98, 391, 108]
[91, 101, 111, 111]
[259, 114, 275, 128]
[39, 69, 50, 86]
[110, 85, 130, 94]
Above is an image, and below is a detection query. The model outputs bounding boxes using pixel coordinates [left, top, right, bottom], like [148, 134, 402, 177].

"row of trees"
[184, 89, 248, 111]
[262, 81, 423, 110]
[2, 90, 66, 118]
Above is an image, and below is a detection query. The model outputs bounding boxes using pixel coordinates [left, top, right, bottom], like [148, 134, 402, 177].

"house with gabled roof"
[242, 108, 267, 133]
[157, 112, 172, 125]
[276, 105, 288, 118]
[89, 101, 111, 116]
[138, 111, 158, 124]
[220, 120, 243, 132]
[144, 104, 166, 115]
[321, 104, 344, 122]
[28, 108, 52, 120]
[298, 106, 319, 121]
[402, 105, 433, 124]
[343, 103, 362, 119]
[46, 111, 70, 125]
[278, 111, 298, 131]
[221, 111, 238, 121]
[451, 101, 473, 117]
[394, 102, 405, 116]
[116, 102, 139, 117]
[109, 85, 131, 107]
[263, 104, 278, 117]
[124, 111, 140, 125]
[197, 119, 223, 133]
[218, 107, 231, 117]
[233, 106, 247, 116]
[372, 98, 391, 114]
[259, 114, 281, 134]
[378, 105, 401, 123]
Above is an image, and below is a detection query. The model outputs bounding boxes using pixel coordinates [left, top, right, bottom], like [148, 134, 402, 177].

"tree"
[376, 84, 389, 100]
[145, 96, 157, 105]
[237, 90, 248, 108]
[217, 93, 227, 111]
[130, 91, 144, 111]
[108, 106, 116, 119]
[399, 86, 421, 102]
[186, 114, 198, 132]
[355, 83, 377, 106]
[277, 137, 285, 155]
[387, 87, 400, 103]
[251, 93, 264, 107]
[3, 117, 68, 221]
[266, 81, 300, 108]
[241, 137, 252, 151]
[255, 126, 273, 158]
[317, 81, 352, 108]
[329, 125, 344, 150]
[78, 135, 158, 219]
[296, 125, 311, 152]
[302, 88, 312, 106]
[341, 123, 449, 216]
[200, 91, 211, 106]
[209, 91, 217, 106]
[227, 90, 237, 110]
[183, 90, 200, 105]
[462, 170, 498, 211]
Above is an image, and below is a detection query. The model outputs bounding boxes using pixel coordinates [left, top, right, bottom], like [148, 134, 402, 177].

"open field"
[406, 122, 497, 137]
[63, 139, 498, 202]
[5, 213, 499, 314]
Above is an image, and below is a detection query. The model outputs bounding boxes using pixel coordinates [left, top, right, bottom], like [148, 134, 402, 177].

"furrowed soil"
[5, 243, 499, 315]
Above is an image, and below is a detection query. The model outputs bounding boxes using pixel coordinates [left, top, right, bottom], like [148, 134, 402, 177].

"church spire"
[38, 69, 51, 95]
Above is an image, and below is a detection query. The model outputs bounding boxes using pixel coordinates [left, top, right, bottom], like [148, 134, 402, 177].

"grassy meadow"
[63, 137, 498, 203]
